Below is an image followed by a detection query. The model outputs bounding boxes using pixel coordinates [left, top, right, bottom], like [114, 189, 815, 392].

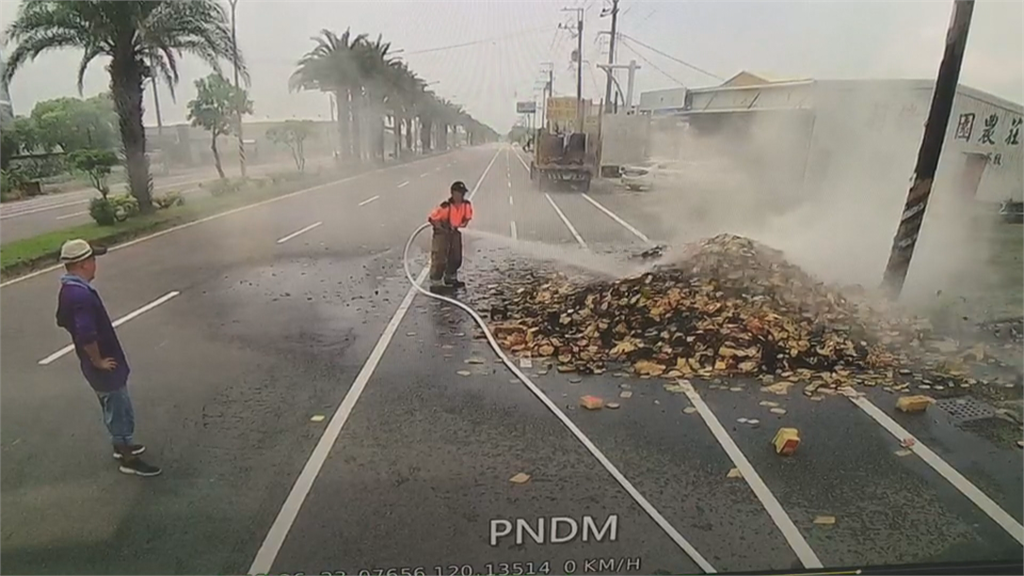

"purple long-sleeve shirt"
[55, 275, 129, 392]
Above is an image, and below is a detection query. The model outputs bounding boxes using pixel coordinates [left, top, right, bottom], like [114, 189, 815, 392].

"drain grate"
[934, 397, 997, 423]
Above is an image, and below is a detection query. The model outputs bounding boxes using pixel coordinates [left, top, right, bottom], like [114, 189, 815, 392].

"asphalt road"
[1, 144, 1021, 575]
[0, 157, 332, 244]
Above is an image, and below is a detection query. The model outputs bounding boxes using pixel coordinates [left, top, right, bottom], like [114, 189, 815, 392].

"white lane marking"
[849, 395, 1024, 544]
[1, 152, 461, 288]
[512, 149, 531, 171]
[411, 269, 716, 573]
[680, 381, 823, 569]
[358, 195, 380, 207]
[507, 180, 512, 188]
[397, 180, 409, 188]
[544, 193, 588, 250]
[2, 197, 92, 219]
[510, 220, 518, 240]
[56, 210, 89, 221]
[276, 221, 323, 244]
[248, 146, 502, 576]
[508, 195, 514, 206]
[419, 172, 430, 178]
[580, 193, 653, 245]
[38, 291, 181, 366]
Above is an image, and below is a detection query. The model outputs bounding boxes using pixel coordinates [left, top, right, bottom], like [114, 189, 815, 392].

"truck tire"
[537, 172, 547, 191]
[580, 174, 592, 193]
[529, 163, 536, 181]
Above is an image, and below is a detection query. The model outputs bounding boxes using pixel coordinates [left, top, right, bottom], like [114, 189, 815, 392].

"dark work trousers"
[429, 227, 463, 282]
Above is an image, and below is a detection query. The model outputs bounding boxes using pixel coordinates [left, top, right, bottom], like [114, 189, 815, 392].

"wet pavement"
[1, 145, 1021, 575]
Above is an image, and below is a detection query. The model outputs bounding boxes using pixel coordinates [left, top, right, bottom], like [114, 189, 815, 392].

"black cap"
[451, 181, 468, 194]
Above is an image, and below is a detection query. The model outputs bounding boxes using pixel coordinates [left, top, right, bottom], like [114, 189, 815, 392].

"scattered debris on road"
[896, 395, 935, 413]
[472, 234, 1014, 400]
[813, 515, 836, 526]
[464, 357, 485, 364]
[773, 427, 800, 455]
[456, 370, 472, 377]
[683, 406, 697, 414]
[727, 467, 743, 479]
[509, 472, 531, 484]
[894, 449, 913, 457]
[606, 402, 621, 410]
[580, 395, 604, 410]
[900, 437, 917, 448]
[310, 415, 326, 423]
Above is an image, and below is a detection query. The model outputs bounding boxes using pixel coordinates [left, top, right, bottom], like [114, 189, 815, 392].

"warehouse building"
[638, 75, 1023, 205]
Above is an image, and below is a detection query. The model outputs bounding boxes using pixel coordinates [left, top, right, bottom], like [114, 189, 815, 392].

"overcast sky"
[1, 0, 1021, 133]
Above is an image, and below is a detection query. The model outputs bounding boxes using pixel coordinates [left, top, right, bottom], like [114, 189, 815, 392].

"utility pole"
[881, 0, 974, 297]
[561, 7, 585, 132]
[228, 0, 246, 178]
[601, 0, 619, 114]
[540, 63, 553, 131]
[596, 59, 640, 113]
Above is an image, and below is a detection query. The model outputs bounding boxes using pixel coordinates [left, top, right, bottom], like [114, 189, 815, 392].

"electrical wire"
[618, 33, 724, 81]
[403, 25, 554, 56]
[619, 38, 687, 87]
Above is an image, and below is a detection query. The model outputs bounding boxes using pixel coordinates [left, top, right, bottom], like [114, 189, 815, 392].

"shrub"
[209, 178, 243, 197]
[68, 148, 119, 198]
[154, 190, 185, 209]
[89, 197, 117, 226]
[110, 194, 140, 222]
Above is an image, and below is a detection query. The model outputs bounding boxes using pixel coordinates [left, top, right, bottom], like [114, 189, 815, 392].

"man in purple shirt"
[55, 239, 161, 477]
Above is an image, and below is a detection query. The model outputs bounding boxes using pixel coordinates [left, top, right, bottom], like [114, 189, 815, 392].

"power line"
[619, 38, 686, 87]
[403, 25, 554, 56]
[618, 33, 724, 81]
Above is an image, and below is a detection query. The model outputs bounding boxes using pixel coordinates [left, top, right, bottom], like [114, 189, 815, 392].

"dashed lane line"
[38, 291, 181, 365]
[510, 220, 518, 240]
[276, 221, 323, 244]
[545, 193, 588, 250]
[397, 180, 410, 188]
[849, 394, 1024, 545]
[247, 146, 503, 576]
[508, 195, 514, 206]
[358, 195, 380, 207]
[580, 193, 653, 245]
[55, 210, 89, 221]
[680, 381, 824, 569]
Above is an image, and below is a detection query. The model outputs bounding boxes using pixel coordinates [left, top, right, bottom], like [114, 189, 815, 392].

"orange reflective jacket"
[428, 199, 473, 228]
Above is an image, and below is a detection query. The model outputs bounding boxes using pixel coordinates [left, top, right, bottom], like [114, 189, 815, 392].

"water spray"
[401, 221, 715, 573]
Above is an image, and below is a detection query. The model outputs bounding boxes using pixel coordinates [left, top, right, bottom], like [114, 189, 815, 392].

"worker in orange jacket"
[427, 181, 473, 288]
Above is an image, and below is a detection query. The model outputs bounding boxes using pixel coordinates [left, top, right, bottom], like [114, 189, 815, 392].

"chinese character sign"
[955, 113, 975, 140]
[979, 113, 998, 145]
[1007, 117, 1021, 146]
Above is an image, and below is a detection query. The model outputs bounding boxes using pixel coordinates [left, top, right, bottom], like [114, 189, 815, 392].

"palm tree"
[290, 28, 364, 164]
[3, 0, 244, 212]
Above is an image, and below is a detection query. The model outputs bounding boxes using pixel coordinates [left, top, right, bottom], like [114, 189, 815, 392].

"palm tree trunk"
[335, 89, 350, 164]
[110, 53, 153, 213]
[420, 117, 432, 153]
[211, 133, 225, 179]
[393, 115, 401, 159]
[405, 117, 413, 153]
[351, 89, 364, 163]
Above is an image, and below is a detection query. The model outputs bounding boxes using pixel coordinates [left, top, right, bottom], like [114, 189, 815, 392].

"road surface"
[0, 157, 332, 244]
[1, 144, 1021, 575]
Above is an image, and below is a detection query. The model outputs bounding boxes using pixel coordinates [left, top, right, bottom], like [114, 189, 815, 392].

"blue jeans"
[96, 387, 135, 446]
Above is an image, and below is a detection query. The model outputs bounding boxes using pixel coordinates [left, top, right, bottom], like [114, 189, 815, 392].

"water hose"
[402, 222, 715, 573]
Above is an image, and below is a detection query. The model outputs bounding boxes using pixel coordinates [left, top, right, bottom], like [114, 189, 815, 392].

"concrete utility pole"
[228, 0, 246, 178]
[540, 63, 554, 131]
[601, 0, 620, 114]
[561, 7, 585, 132]
[881, 0, 974, 297]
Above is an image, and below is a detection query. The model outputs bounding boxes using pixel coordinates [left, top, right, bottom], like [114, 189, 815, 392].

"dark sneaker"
[118, 458, 162, 477]
[445, 278, 466, 288]
[112, 444, 146, 460]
